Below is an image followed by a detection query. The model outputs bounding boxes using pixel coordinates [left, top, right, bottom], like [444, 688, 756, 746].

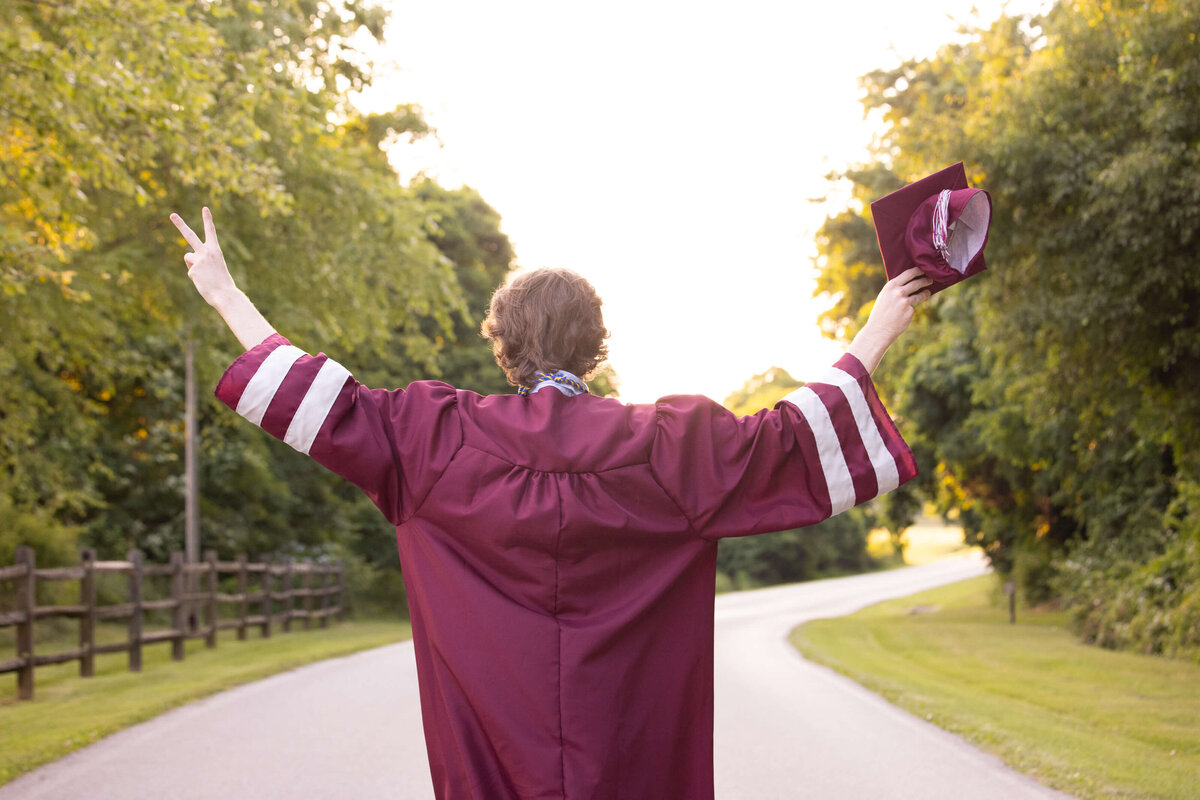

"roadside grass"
[790, 575, 1200, 800]
[0, 618, 411, 786]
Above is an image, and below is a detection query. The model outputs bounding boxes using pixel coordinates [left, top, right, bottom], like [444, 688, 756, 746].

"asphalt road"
[2, 554, 1074, 799]
[711, 554, 1072, 799]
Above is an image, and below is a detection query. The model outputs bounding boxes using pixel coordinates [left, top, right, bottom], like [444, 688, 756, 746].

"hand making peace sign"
[170, 207, 238, 308]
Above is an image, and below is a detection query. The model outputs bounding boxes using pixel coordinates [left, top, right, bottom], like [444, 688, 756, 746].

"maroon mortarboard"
[870, 162, 992, 295]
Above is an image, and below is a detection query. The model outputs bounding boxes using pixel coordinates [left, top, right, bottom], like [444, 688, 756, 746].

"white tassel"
[932, 189, 952, 264]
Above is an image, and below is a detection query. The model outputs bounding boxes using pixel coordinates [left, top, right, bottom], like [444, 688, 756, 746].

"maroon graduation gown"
[216, 333, 917, 800]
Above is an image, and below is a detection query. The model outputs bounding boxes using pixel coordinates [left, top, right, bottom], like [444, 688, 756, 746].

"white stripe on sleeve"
[809, 367, 901, 495]
[283, 358, 352, 455]
[780, 385, 856, 515]
[235, 345, 306, 427]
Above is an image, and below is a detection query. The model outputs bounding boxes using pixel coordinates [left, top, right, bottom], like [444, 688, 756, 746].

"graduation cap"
[870, 162, 992, 295]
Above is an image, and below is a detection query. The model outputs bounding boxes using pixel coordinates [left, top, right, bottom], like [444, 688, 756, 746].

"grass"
[790, 575, 1200, 800]
[0, 617, 411, 785]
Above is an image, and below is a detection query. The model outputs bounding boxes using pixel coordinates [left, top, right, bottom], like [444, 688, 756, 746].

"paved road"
[711, 554, 1071, 799]
[3, 554, 1073, 799]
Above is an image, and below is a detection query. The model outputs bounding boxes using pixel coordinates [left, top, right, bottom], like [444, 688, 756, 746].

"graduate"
[170, 165, 985, 799]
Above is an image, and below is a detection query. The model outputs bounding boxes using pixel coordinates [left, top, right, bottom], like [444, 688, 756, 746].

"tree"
[813, 0, 1200, 652]
[0, 0, 475, 575]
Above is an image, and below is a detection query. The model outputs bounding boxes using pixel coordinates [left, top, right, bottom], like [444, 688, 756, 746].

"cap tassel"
[932, 189, 953, 266]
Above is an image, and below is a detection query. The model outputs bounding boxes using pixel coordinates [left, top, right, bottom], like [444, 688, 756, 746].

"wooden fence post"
[204, 550, 218, 648]
[282, 557, 293, 634]
[236, 554, 248, 641]
[261, 562, 272, 639]
[79, 548, 96, 677]
[15, 546, 35, 700]
[127, 549, 143, 672]
[302, 561, 312, 631]
[336, 561, 345, 623]
[318, 565, 330, 630]
[170, 551, 185, 661]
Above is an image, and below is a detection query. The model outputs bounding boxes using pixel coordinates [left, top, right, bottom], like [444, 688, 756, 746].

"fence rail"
[0, 546, 344, 700]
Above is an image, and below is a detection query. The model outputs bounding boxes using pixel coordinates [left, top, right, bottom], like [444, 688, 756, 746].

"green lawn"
[790, 576, 1200, 800]
[0, 618, 411, 785]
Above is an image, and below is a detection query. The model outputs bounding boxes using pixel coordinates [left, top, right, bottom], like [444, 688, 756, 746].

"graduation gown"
[216, 333, 917, 800]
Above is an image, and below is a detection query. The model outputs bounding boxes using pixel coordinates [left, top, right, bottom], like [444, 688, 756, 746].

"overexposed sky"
[353, 0, 1048, 403]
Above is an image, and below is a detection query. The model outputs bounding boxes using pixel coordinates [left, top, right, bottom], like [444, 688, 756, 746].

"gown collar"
[518, 369, 589, 397]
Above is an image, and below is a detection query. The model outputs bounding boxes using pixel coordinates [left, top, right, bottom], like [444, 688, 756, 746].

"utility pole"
[185, 338, 200, 632]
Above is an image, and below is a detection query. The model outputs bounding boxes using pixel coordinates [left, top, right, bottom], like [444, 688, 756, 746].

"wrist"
[209, 286, 245, 313]
[854, 321, 888, 349]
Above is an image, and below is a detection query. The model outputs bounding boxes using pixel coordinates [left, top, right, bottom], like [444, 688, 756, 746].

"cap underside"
[945, 192, 990, 274]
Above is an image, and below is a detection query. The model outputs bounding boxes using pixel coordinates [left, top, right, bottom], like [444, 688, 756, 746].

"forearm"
[845, 268, 933, 374]
[845, 323, 892, 375]
[210, 288, 277, 351]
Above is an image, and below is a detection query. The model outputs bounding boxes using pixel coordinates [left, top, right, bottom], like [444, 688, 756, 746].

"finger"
[900, 276, 934, 294]
[184, 253, 197, 267]
[202, 206, 218, 244]
[910, 289, 932, 306]
[170, 213, 204, 251]
[893, 267, 928, 286]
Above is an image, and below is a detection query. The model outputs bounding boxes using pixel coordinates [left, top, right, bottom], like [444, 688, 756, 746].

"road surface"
[2, 554, 1073, 799]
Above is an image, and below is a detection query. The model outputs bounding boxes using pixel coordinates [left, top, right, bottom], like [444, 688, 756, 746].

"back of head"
[481, 268, 610, 390]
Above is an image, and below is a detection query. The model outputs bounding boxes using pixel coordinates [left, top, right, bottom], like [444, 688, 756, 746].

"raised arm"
[170, 207, 276, 350]
[649, 268, 930, 539]
[846, 266, 932, 374]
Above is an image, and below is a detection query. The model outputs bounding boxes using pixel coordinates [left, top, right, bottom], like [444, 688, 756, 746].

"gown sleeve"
[649, 352, 917, 540]
[214, 333, 461, 525]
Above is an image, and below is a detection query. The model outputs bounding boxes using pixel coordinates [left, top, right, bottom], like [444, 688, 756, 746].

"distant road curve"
[712, 553, 1073, 799]
[3, 553, 1073, 799]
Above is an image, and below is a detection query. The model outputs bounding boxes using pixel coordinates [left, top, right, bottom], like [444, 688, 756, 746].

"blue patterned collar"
[518, 369, 589, 397]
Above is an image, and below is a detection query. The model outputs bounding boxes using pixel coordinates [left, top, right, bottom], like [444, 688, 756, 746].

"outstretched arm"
[170, 207, 276, 350]
[649, 267, 930, 538]
[846, 266, 932, 374]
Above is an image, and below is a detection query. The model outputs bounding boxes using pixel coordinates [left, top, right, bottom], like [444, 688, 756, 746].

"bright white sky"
[352, 0, 1048, 404]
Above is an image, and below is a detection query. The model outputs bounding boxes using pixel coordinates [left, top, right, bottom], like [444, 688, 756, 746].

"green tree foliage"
[723, 367, 802, 415]
[814, 0, 1200, 653]
[405, 180, 516, 396]
[0, 0, 520, 609]
[717, 369, 876, 590]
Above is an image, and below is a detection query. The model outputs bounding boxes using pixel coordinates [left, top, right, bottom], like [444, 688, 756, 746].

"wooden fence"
[0, 546, 344, 700]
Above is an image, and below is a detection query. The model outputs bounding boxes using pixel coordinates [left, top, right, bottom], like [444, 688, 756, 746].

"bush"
[716, 508, 875, 591]
[1012, 543, 1059, 607]
[1058, 483, 1200, 659]
[332, 545, 408, 619]
[0, 491, 79, 569]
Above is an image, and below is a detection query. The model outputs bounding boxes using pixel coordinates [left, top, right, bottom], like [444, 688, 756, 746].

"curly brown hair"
[480, 268, 610, 390]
